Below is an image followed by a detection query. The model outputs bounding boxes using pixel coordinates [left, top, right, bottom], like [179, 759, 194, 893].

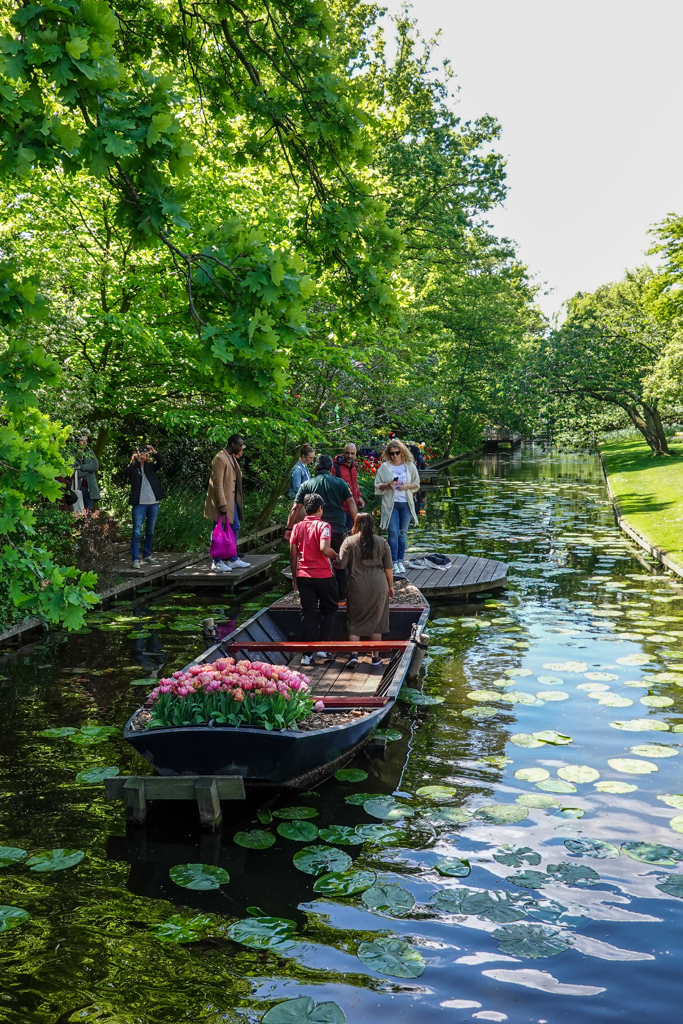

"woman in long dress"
[336, 513, 394, 667]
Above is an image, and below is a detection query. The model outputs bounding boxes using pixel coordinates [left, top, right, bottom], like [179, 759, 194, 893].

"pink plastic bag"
[210, 516, 237, 560]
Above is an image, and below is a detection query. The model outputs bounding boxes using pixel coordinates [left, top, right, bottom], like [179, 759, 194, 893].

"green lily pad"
[345, 792, 384, 806]
[435, 857, 471, 877]
[362, 883, 415, 915]
[510, 733, 545, 748]
[535, 779, 577, 794]
[504, 667, 534, 678]
[0, 905, 29, 933]
[313, 869, 376, 896]
[546, 862, 600, 885]
[363, 797, 413, 821]
[38, 727, 77, 738]
[669, 816, 683, 833]
[0, 847, 26, 867]
[536, 691, 570, 701]
[474, 804, 528, 825]
[514, 767, 549, 782]
[584, 672, 619, 681]
[608, 758, 658, 775]
[399, 687, 445, 706]
[234, 830, 276, 849]
[557, 765, 600, 783]
[537, 676, 564, 685]
[462, 706, 500, 720]
[127, 631, 151, 639]
[432, 888, 470, 913]
[617, 653, 652, 665]
[461, 890, 527, 922]
[555, 807, 584, 819]
[356, 937, 426, 978]
[262, 996, 346, 1024]
[26, 848, 85, 872]
[334, 768, 368, 782]
[355, 824, 398, 843]
[543, 662, 587, 673]
[373, 728, 402, 742]
[622, 841, 683, 865]
[532, 731, 573, 745]
[610, 719, 670, 732]
[516, 793, 562, 808]
[273, 806, 319, 820]
[318, 826, 363, 846]
[226, 915, 297, 950]
[594, 780, 638, 793]
[468, 689, 508, 702]
[292, 845, 352, 876]
[564, 838, 620, 859]
[596, 693, 633, 708]
[641, 695, 675, 707]
[416, 785, 457, 800]
[492, 923, 573, 958]
[75, 766, 120, 784]
[169, 863, 230, 889]
[631, 744, 678, 757]
[510, 870, 547, 889]
[129, 678, 158, 687]
[657, 794, 683, 809]
[493, 846, 541, 867]
[656, 875, 683, 899]
[277, 821, 319, 842]
[424, 805, 473, 824]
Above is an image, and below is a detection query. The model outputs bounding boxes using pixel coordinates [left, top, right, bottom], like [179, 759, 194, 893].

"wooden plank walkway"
[288, 652, 386, 698]
[116, 552, 199, 578]
[404, 554, 507, 597]
[167, 553, 279, 588]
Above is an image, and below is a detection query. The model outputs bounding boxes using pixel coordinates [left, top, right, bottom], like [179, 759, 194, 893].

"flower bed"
[147, 658, 322, 731]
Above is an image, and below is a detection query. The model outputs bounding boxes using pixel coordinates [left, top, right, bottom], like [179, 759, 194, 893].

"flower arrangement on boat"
[147, 658, 323, 731]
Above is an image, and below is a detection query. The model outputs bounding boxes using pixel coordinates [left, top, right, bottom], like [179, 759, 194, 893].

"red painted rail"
[225, 641, 410, 652]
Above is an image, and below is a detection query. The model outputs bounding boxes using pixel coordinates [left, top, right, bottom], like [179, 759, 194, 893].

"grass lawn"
[600, 437, 683, 565]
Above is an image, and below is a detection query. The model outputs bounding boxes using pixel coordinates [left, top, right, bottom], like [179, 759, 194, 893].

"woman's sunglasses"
[388, 449, 400, 455]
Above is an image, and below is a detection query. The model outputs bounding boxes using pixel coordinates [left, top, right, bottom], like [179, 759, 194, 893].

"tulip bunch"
[147, 657, 324, 731]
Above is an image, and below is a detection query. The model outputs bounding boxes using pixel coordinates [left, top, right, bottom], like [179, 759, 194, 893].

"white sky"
[380, 0, 683, 319]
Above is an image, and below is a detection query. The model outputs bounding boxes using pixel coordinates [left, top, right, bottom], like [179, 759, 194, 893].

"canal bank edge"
[599, 441, 683, 581]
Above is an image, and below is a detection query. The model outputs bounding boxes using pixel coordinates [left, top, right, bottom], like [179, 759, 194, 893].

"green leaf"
[169, 863, 230, 889]
[151, 913, 214, 943]
[493, 846, 541, 867]
[262, 996, 345, 1024]
[622, 842, 683, 865]
[292, 845, 352, 876]
[532, 731, 573, 745]
[26, 848, 84, 872]
[39, 727, 77, 738]
[474, 804, 528, 825]
[273, 806, 318, 820]
[334, 768, 368, 782]
[509, 870, 548, 889]
[516, 793, 562, 808]
[432, 888, 470, 913]
[0, 847, 27, 867]
[277, 821, 319, 842]
[0, 905, 29, 933]
[226, 915, 297, 950]
[564, 838, 620, 859]
[493, 923, 573, 958]
[398, 687, 444, 706]
[594, 780, 637, 794]
[435, 857, 470, 877]
[362, 883, 415, 915]
[373, 729, 402, 741]
[556, 765, 600, 783]
[656, 875, 683, 898]
[233, 830, 275, 849]
[363, 797, 413, 821]
[318, 826, 363, 846]
[356, 937, 425, 978]
[424, 805, 473, 823]
[313, 869, 376, 896]
[75, 766, 119, 784]
[546, 862, 600, 886]
[608, 757, 658, 774]
[460, 890, 527, 923]
[416, 785, 457, 800]
[535, 779, 577, 794]
[514, 768, 549, 782]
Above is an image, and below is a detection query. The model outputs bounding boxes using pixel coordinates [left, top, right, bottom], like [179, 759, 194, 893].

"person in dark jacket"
[74, 434, 100, 510]
[123, 444, 166, 569]
[332, 443, 365, 531]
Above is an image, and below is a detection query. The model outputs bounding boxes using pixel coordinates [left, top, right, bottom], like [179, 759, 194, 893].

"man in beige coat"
[204, 434, 250, 572]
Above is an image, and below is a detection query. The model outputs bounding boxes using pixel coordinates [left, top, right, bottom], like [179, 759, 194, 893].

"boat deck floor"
[288, 652, 385, 698]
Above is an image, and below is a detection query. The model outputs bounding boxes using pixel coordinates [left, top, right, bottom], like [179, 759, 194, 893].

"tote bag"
[210, 516, 237, 560]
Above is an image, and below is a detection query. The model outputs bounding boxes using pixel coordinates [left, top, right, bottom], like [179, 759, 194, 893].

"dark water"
[2, 449, 683, 1023]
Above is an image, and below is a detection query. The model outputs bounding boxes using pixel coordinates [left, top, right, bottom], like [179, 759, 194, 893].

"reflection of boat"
[123, 599, 429, 788]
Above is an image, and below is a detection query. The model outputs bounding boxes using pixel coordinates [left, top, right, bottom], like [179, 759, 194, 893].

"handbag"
[210, 516, 237, 560]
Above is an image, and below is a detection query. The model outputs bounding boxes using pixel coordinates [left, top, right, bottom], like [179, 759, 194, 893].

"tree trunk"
[248, 471, 291, 532]
[93, 426, 109, 462]
[444, 406, 461, 458]
[623, 403, 670, 455]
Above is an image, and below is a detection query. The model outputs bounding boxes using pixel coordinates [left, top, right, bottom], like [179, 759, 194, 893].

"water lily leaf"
[318, 826, 363, 846]
[127, 630, 151, 639]
[537, 676, 564, 685]
[610, 719, 670, 732]
[580, 682, 610, 692]
[669, 815, 683, 833]
[38, 727, 77, 738]
[432, 888, 471, 913]
[543, 662, 587, 672]
[234, 830, 276, 849]
[557, 765, 600, 783]
[658, 794, 683, 809]
[622, 841, 683, 865]
[273, 806, 319, 820]
[546, 862, 600, 885]
[262, 996, 346, 1024]
[0, 905, 29, 933]
[516, 793, 561, 808]
[641, 695, 675, 707]
[363, 797, 413, 821]
[505, 691, 544, 705]
[608, 758, 658, 775]
[435, 857, 471, 877]
[129, 677, 158, 687]
[631, 744, 678, 757]
[362, 883, 415, 915]
[474, 804, 528, 825]
[169, 863, 230, 889]
[532, 731, 573, 745]
[514, 768, 549, 782]
[617, 654, 652, 665]
[492, 923, 573, 958]
[293, 845, 352, 876]
[467, 690, 506, 702]
[656, 875, 683, 899]
[535, 779, 577, 794]
[564, 838, 619, 859]
[594, 780, 637, 793]
[510, 733, 544, 748]
[424, 806, 473, 824]
[0, 847, 26, 867]
[356, 937, 425, 978]
[355, 823, 398, 843]
[596, 693, 633, 708]
[399, 687, 444, 706]
[345, 792, 384, 806]
[462, 706, 499, 719]
[313, 869, 375, 896]
[416, 785, 456, 800]
[536, 691, 569, 701]
[494, 846, 541, 867]
[334, 768, 368, 782]
[504, 668, 534, 678]
[277, 821, 319, 842]
[226, 915, 297, 950]
[461, 890, 527, 922]
[75, 766, 120, 784]
[373, 729, 402, 742]
[584, 672, 619, 681]
[509, 869, 547, 888]
[555, 806, 584, 818]
[26, 849, 84, 872]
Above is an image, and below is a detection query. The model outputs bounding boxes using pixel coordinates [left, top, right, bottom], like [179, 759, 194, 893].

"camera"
[138, 445, 151, 454]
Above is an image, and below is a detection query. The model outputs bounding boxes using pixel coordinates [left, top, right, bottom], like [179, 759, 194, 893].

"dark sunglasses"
[388, 449, 400, 455]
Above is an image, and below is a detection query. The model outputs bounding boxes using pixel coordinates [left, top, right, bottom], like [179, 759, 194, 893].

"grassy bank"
[600, 437, 683, 565]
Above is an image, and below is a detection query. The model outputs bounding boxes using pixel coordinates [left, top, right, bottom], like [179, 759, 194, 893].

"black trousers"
[298, 575, 339, 643]
[330, 530, 348, 599]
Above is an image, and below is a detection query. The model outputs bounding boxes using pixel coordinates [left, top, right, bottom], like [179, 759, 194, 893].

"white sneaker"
[211, 560, 232, 572]
[143, 555, 159, 565]
[301, 653, 315, 667]
[131, 559, 142, 569]
[393, 561, 400, 573]
[230, 557, 251, 568]
[398, 561, 406, 573]
[316, 650, 334, 661]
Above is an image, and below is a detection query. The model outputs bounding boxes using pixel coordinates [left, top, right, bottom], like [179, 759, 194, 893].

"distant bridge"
[482, 427, 522, 452]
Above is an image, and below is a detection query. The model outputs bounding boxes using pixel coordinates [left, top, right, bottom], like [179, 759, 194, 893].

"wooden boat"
[123, 597, 430, 788]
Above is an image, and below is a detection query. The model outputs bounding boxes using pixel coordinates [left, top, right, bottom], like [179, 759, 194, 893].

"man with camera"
[123, 444, 166, 569]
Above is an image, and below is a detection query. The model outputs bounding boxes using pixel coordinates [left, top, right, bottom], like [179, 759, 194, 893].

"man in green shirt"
[285, 454, 358, 601]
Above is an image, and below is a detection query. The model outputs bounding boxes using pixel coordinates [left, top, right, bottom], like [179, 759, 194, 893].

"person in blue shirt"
[289, 444, 315, 498]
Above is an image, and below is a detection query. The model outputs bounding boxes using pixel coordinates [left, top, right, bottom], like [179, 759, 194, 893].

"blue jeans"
[131, 503, 159, 561]
[388, 503, 411, 561]
[210, 507, 240, 561]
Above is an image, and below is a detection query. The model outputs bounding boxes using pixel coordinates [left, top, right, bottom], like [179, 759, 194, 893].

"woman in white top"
[374, 439, 420, 574]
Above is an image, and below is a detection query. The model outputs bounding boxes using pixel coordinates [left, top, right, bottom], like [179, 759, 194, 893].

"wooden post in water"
[195, 778, 222, 829]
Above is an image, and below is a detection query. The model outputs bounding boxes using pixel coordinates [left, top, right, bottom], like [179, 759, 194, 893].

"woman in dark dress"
[336, 513, 394, 667]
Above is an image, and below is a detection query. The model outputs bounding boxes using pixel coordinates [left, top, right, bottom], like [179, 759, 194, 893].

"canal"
[1, 448, 682, 1023]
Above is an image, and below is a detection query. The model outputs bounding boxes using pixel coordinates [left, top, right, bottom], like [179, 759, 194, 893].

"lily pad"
[416, 785, 457, 800]
[631, 744, 678, 757]
[492, 923, 573, 958]
[510, 869, 547, 888]
[557, 765, 600, 784]
[467, 689, 505, 703]
[622, 841, 683, 865]
[594, 780, 637, 793]
[273, 806, 319, 820]
[318, 826, 363, 846]
[657, 794, 683, 809]
[504, 668, 534, 678]
[610, 719, 670, 732]
[293, 845, 352, 876]
[234, 830, 276, 849]
[129, 678, 158, 687]
[535, 779, 577, 794]
[546, 862, 600, 885]
[362, 883, 415, 915]
[537, 676, 564, 685]
[510, 733, 545, 748]
[373, 729, 402, 742]
[169, 863, 230, 889]
[584, 672, 619, 681]
[262, 997, 346, 1024]
[0, 847, 26, 867]
[226, 915, 297, 951]
[608, 758, 658, 775]
[38, 727, 77, 738]
[514, 768, 549, 782]
[669, 816, 683, 834]
[655, 875, 683, 899]
[461, 890, 527, 922]
[532, 731, 573, 745]
[345, 793, 384, 806]
[554, 807, 584, 819]
[564, 838, 620, 859]
[516, 793, 562, 808]
[356, 937, 425, 978]
[432, 888, 470, 913]
[641, 695, 675, 707]
[363, 797, 413, 821]
[0, 905, 29, 933]
[313, 869, 375, 896]
[399, 687, 444, 706]
[543, 662, 587, 673]
[26, 848, 84, 872]
[334, 768, 368, 782]
[493, 846, 541, 867]
[75, 766, 120, 784]
[277, 821, 319, 842]
[424, 806, 473, 824]
[536, 691, 569, 701]
[355, 823, 398, 843]
[435, 857, 471, 877]
[474, 804, 528, 825]
[617, 654, 652, 665]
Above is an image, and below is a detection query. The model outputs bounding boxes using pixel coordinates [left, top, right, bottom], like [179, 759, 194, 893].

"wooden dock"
[403, 554, 508, 598]
[116, 552, 199, 578]
[167, 553, 279, 588]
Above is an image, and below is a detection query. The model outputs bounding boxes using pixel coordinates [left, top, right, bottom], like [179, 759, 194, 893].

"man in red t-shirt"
[290, 493, 339, 666]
